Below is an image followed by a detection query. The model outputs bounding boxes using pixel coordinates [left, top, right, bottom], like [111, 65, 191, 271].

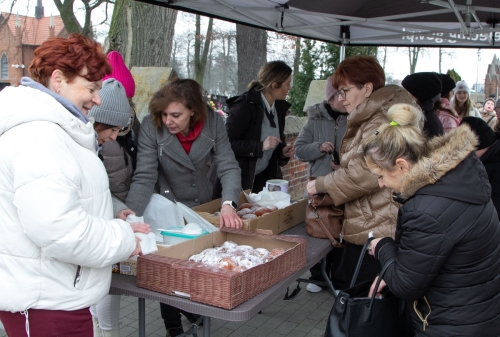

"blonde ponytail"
[363, 103, 427, 171]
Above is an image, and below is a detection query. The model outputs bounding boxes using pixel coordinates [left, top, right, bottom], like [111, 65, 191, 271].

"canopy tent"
[137, 0, 500, 48]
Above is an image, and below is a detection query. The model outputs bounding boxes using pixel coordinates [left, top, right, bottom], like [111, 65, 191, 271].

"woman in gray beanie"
[452, 80, 481, 119]
[89, 78, 132, 146]
[88, 78, 150, 337]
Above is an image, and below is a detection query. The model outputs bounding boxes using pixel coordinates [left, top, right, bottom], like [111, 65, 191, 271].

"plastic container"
[266, 179, 289, 193]
[160, 227, 209, 246]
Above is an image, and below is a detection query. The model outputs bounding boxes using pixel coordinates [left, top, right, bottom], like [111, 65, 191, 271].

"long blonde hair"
[363, 104, 428, 171]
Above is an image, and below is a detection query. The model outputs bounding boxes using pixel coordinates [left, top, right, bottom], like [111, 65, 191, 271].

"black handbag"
[325, 238, 414, 337]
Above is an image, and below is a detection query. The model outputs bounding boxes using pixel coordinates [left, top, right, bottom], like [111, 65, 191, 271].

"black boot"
[160, 303, 184, 337]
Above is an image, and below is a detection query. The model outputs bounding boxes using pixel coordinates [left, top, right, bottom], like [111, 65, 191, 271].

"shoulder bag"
[305, 192, 344, 247]
[324, 238, 414, 337]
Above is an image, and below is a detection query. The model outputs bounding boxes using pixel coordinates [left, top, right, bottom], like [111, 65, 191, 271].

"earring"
[191, 113, 194, 116]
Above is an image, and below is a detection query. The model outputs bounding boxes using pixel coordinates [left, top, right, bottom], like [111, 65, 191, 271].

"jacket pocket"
[73, 265, 89, 289]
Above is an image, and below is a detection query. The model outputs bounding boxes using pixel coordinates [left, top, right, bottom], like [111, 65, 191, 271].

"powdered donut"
[242, 214, 257, 220]
[270, 248, 285, 257]
[237, 203, 252, 211]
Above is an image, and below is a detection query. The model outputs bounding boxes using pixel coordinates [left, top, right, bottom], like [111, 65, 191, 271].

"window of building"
[1, 54, 8, 79]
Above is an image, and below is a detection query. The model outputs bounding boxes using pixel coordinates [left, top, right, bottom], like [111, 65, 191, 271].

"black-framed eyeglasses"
[338, 86, 357, 99]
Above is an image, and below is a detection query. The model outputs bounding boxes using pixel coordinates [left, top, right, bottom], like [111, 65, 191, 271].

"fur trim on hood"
[400, 124, 478, 199]
[306, 101, 329, 120]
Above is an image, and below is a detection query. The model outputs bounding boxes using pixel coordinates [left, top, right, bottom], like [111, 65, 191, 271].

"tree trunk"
[194, 15, 213, 86]
[108, 0, 177, 67]
[293, 37, 301, 76]
[236, 24, 267, 93]
[439, 48, 442, 73]
[408, 47, 421, 74]
[53, 0, 83, 35]
[382, 46, 388, 70]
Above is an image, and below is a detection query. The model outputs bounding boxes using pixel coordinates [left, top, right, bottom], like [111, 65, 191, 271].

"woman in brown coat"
[307, 56, 417, 287]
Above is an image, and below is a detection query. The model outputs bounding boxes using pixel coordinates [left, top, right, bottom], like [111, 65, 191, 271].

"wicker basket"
[137, 228, 307, 309]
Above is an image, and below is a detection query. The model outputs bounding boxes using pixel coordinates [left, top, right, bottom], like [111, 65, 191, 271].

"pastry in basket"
[242, 214, 257, 220]
[236, 208, 253, 217]
[270, 248, 285, 257]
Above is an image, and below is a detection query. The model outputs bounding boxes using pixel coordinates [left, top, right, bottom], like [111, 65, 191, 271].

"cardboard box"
[137, 228, 307, 309]
[119, 245, 169, 276]
[193, 191, 307, 234]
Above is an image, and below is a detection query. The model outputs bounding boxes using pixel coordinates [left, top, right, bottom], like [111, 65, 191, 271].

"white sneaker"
[306, 283, 322, 293]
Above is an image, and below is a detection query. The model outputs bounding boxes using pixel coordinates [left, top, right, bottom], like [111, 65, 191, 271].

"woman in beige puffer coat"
[307, 56, 418, 287]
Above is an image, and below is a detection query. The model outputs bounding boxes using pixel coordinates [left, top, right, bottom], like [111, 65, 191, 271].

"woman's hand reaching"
[220, 204, 243, 229]
[368, 276, 387, 298]
[307, 179, 318, 196]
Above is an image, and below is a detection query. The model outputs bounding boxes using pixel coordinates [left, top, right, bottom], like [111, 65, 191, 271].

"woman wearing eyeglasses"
[306, 56, 417, 287]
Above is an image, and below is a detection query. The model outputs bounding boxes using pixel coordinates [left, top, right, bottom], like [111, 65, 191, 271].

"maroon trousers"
[0, 307, 92, 337]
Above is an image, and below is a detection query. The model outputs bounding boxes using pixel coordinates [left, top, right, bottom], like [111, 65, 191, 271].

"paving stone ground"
[0, 272, 334, 337]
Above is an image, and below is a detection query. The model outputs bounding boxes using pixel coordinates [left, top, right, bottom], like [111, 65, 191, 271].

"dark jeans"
[309, 247, 346, 290]
[160, 303, 200, 336]
[0, 307, 92, 337]
[341, 242, 381, 287]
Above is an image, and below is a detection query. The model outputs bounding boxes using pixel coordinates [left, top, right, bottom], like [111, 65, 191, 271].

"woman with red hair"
[0, 34, 142, 336]
[307, 56, 417, 288]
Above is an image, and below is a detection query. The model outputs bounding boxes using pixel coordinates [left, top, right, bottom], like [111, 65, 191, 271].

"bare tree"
[107, 0, 177, 67]
[194, 15, 213, 85]
[53, 0, 110, 38]
[381, 46, 388, 69]
[408, 46, 423, 74]
[236, 24, 267, 93]
[293, 37, 301, 76]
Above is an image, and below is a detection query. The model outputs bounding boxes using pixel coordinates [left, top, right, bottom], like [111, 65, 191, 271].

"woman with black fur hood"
[363, 103, 500, 336]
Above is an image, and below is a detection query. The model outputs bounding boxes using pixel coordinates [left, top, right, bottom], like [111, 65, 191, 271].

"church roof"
[1, 12, 66, 45]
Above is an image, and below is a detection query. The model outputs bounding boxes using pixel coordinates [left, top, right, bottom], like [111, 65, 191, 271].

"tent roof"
[137, 0, 500, 48]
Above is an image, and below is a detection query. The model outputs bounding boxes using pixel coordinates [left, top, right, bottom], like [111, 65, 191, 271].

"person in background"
[294, 76, 348, 292]
[452, 80, 481, 118]
[0, 34, 140, 336]
[89, 78, 150, 337]
[126, 78, 242, 337]
[99, 51, 141, 217]
[435, 73, 461, 133]
[476, 101, 484, 110]
[363, 103, 500, 337]
[306, 56, 417, 287]
[222, 61, 295, 194]
[401, 72, 444, 138]
[479, 97, 497, 129]
[460, 117, 500, 218]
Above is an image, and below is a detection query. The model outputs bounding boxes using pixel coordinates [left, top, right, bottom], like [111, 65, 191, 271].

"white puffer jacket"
[0, 85, 136, 312]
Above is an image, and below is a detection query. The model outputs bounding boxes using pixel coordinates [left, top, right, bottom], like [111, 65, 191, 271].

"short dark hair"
[149, 78, 207, 131]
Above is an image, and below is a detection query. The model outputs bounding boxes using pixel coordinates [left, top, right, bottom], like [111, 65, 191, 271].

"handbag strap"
[349, 237, 375, 288]
[363, 258, 396, 323]
[310, 203, 341, 247]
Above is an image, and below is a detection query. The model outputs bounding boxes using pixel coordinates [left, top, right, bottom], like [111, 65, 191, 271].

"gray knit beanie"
[89, 78, 131, 127]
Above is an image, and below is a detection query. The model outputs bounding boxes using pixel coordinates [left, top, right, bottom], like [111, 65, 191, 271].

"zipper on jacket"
[159, 143, 163, 157]
[74, 265, 83, 287]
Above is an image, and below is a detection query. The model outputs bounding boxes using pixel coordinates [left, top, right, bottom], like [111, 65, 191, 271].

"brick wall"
[282, 116, 309, 200]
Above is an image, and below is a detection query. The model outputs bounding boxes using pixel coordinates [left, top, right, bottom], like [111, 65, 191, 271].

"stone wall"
[282, 116, 308, 200]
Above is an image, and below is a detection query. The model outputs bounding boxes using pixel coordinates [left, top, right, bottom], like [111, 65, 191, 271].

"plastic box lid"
[160, 227, 209, 239]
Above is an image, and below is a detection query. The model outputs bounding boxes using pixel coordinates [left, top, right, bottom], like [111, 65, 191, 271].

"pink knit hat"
[103, 51, 135, 98]
[325, 76, 338, 101]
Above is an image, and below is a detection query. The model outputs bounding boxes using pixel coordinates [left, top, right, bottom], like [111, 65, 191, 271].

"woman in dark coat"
[363, 103, 500, 336]
[223, 60, 294, 193]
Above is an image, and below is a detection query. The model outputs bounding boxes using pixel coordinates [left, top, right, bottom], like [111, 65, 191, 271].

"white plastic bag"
[143, 194, 184, 242]
[244, 189, 291, 209]
[125, 214, 157, 255]
[142, 194, 219, 243]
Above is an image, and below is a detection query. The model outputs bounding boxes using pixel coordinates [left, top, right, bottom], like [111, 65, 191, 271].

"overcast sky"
[2, 0, 498, 88]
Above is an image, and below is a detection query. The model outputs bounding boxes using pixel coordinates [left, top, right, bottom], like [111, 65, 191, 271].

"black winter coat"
[375, 126, 500, 337]
[479, 132, 500, 219]
[224, 85, 290, 193]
